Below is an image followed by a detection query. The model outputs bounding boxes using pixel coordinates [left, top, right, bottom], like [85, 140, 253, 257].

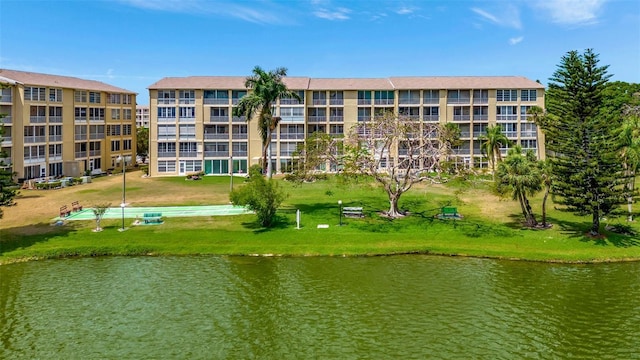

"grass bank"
[1, 171, 639, 265]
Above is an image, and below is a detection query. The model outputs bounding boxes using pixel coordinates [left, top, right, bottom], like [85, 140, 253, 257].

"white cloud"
[509, 36, 524, 45]
[117, 0, 286, 24]
[534, 0, 607, 25]
[471, 5, 522, 29]
[396, 6, 416, 15]
[313, 7, 351, 20]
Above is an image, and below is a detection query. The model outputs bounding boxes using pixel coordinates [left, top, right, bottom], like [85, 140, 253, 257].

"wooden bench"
[72, 201, 83, 212]
[342, 207, 364, 217]
[143, 212, 163, 224]
[441, 206, 458, 218]
[59, 205, 71, 218]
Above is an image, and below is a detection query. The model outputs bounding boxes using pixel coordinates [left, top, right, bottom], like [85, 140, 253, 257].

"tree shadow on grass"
[546, 216, 640, 248]
[0, 222, 79, 256]
[240, 215, 291, 233]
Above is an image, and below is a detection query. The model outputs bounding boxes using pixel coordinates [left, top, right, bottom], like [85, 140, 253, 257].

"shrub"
[230, 165, 287, 227]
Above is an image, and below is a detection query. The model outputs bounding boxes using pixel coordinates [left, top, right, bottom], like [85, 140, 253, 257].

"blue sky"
[1, 0, 638, 104]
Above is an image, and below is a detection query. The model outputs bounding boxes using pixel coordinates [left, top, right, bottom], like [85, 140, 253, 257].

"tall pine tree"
[544, 49, 628, 235]
[0, 83, 17, 218]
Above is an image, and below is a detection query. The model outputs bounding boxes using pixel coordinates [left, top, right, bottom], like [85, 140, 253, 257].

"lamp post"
[118, 155, 126, 232]
[338, 200, 342, 226]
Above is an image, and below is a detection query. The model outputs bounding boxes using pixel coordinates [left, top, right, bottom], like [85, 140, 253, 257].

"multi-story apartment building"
[136, 105, 150, 128]
[0, 69, 137, 180]
[147, 76, 544, 177]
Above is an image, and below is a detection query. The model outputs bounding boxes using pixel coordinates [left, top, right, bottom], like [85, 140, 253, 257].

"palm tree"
[480, 125, 510, 180]
[496, 146, 542, 228]
[619, 108, 640, 221]
[234, 66, 301, 178]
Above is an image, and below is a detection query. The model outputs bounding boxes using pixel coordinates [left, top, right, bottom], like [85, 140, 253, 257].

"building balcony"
[231, 98, 242, 105]
[204, 133, 230, 140]
[179, 152, 199, 158]
[75, 134, 88, 141]
[49, 116, 62, 123]
[179, 98, 195, 104]
[157, 136, 176, 141]
[329, 115, 344, 122]
[496, 115, 518, 121]
[374, 99, 394, 105]
[25, 156, 46, 163]
[209, 115, 229, 123]
[232, 133, 248, 140]
[158, 98, 176, 105]
[157, 152, 177, 158]
[75, 151, 87, 158]
[460, 131, 471, 138]
[179, 116, 196, 123]
[473, 98, 489, 105]
[49, 135, 63, 142]
[204, 151, 229, 157]
[453, 115, 470, 121]
[398, 98, 420, 105]
[158, 117, 176, 123]
[179, 136, 197, 141]
[90, 133, 105, 140]
[280, 116, 304, 123]
[24, 136, 46, 143]
[232, 150, 248, 157]
[504, 131, 518, 138]
[75, 116, 87, 122]
[312, 99, 326, 106]
[30, 116, 46, 123]
[308, 116, 327, 123]
[232, 116, 246, 123]
[0, 116, 11, 124]
[89, 150, 101, 157]
[280, 133, 305, 140]
[447, 98, 471, 105]
[1, 137, 12, 145]
[89, 116, 105, 122]
[0, 95, 12, 103]
[358, 116, 371, 122]
[329, 132, 343, 137]
[473, 115, 488, 121]
[423, 115, 439, 122]
[357, 99, 372, 105]
[423, 98, 439, 104]
[280, 99, 303, 105]
[401, 115, 420, 121]
[330, 99, 344, 106]
[204, 98, 229, 105]
[521, 131, 537, 137]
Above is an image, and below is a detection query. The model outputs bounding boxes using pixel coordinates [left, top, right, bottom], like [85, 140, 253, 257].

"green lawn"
[1, 174, 639, 264]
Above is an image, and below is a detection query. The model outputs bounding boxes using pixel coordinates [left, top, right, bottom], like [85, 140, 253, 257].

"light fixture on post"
[118, 154, 127, 232]
[338, 200, 342, 226]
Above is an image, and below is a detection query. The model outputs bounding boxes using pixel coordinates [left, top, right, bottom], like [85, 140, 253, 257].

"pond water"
[1, 255, 639, 359]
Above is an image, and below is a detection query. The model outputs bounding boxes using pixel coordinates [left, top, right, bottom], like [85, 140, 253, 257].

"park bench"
[59, 205, 71, 218]
[342, 207, 364, 218]
[72, 201, 83, 212]
[143, 212, 163, 224]
[440, 206, 458, 218]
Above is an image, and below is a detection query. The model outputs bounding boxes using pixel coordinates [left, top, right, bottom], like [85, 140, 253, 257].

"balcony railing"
[447, 98, 471, 105]
[0, 116, 11, 124]
[521, 131, 537, 137]
[232, 133, 248, 140]
[90, 133, 105, 140]
[473, 131, 486, 137]
[232, 116, 246, 123]
[30, 116, 46, 123]
[504, 131, 518, 138]
[0, 95, 12, 102]
[24, 136, 46, 143]
[90, 150, 101, 157]
[496, 115, 518, 121]
[374, 99, 394, 105]
[280, 116, 304, 123]
[179, 98, 195, 104]
[423, 97, 439, 104]
[398, 98, 420, 105]
[232, 150, 248, 157]
[209, 115, 229, 123]
[423, 115, 439, 122]
[453, 115, 470, 121]
[158, 98, 176, 105]
[158, 135, 176, 141]
[75, 151, 87, 158]
[25, 155, 46, 162]
[329, 115, 344, 122]
[330, 99, 344, 105]
[179, 116, 196, 122]
[473, 98, 489, 104]
[231, 98, 242, 105]
[49, 135, 63, 142]
[280, 133, 305, 140]
[204, 133, 229, 140]
[280, 99, 303, 105]
[357, 99, 372, 105]
[157, 151, 177, 158]
[75, 116, 87, 122]
[49, 116, 62, 123]
[401, 115, 420, 121]
[358, 116, 371, 122]
[75, 134, 88, 141]
[89, 116, 105, 122]
[1, 137, 11, 144]
[158, 117, 175, 123]
[204, 98, 229, 105]
[204, 151, 229, 157]
[308, 116, 326, 123]
[329, 132, 343, 137]
[312, 99, 326, 105]
[460, 131, 471, 138]
[179, 151, 199, 158]
[473, 115, 488, 121]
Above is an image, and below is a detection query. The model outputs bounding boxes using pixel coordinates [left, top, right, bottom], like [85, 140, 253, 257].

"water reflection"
[1, 256, 639, 359]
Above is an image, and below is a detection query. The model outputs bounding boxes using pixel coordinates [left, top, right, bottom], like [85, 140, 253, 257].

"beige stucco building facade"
[146, 76, 545, 177]
[0, 69, 137, 180]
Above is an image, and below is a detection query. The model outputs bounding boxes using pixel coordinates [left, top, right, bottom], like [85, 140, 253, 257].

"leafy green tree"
[438, 122, 462, 173]
[136, 127, 149, 164]
[0, 83, 17, 219]
[230, 165, 287, 227]
[291, 131, 342, 182]
[544, 49, 628, 235]
[91, 203, 111, 232]
[496, 146, 542, 227]
[234, 66, 301, 178]
[619, 102, 640, 221]
[479, 125, 510, 180]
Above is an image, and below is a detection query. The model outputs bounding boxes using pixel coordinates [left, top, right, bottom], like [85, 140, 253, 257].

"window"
[358, 91, 372, 105]
[521, 123, 537, 137]
[374, 90, 394, 105]
[123, 109, 132, 120]
[279, 107, 304, 120]
[24, 87, 46, 101]
[179, 107, 195, 119]
[183, 160, 203, 172]
[399, 90, 420, 104]
[179, 90, 195, 104]
[49, 106, 63, 122]
[473, 89, 488, 103]
[521, 89, 537, 102]
[423, 90, 439, 104]
[280, 91, 304, 105]
[123, 94, 132, 104]
[330, 91, 344, 105]
[111, 109, 121, 120]
[496, 89, 518, 102]
[497, 106, 518, 120]
[111, 140, 121, 151]
[123, 124, 132, 135]
[108, 94, 121, 104]
[521, 139, 537, 151]
[75, 107, 87, 120]
[232, 142, 248, 156]
[74, 90, 87, 103]
[89, 92, 101, 103]
[89, 141, 101, 156]
[473, 106, 488, 120]
[423, 106, 439, 121]
[75, 125, 87, 140]
[358, 107, 371, 121]
[500, 123, 518, 138]
[49, 88, 63, 102]
[158, 160, 176, 172]
[312, 91, 326, 105]
[204, 90, 228, 104]
[232, 90, 247, 103]
[329, 124, 344, 135]
[179, 124, 196, 139]
[158, 142, 176, 156]
[447, 90, 470, 104]
[89, 108, 105, 120]
[158, 125, 176, 140]
[158, 107, 176, 118]
[158, 90, 176, 103]
[108, 125, 121, 136]
[49, 125, 63, 141]
[179, 142, 198, 156]
[123, 139, 132, 150]
[90, 125, 105, 139]
[49, 143, 63, 157]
